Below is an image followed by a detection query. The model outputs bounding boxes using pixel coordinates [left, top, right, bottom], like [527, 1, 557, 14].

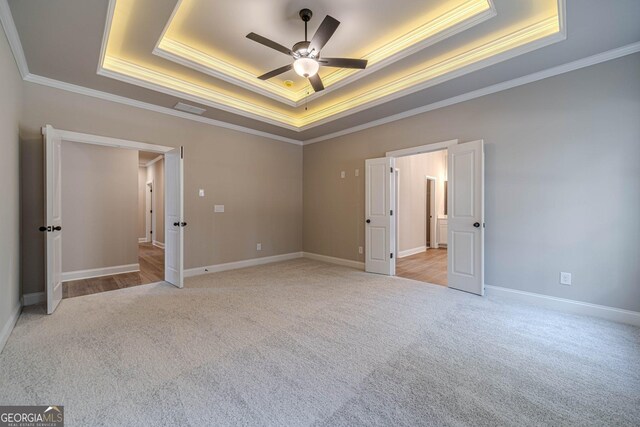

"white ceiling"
[5, 0, 640, 143]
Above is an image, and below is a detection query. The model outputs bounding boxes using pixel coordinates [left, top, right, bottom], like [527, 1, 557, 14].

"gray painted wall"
[19, 82, 303, 296]
[0, 14, 23, 349]
[303, 53, 640, 312]
[61, 142, 139, 272]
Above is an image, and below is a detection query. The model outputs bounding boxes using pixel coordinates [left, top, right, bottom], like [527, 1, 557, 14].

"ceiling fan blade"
[320, 58, 368, 69]
[309, 74, 324, 92]
[246, 32, 293, 56]
[308, 15, 340, 55]
[258, 64, 293, 80]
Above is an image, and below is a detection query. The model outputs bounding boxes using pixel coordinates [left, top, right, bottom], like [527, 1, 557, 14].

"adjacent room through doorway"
[61, 149, 166, 299]
[395, 149, 448, 286]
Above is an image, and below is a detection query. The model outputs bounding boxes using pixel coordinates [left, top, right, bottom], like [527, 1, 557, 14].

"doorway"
[42, 125, 185, 314]
[364, 139, 485, 295]
[393, 151, 448, 286]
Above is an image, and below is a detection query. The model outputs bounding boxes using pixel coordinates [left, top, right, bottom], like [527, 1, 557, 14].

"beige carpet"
[1, 259, 638, 426]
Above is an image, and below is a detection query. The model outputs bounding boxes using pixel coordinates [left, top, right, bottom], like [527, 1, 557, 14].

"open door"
[165, 146, 185, 288]
[447, 140, 484, 295]
[43, 125, 63, 314]
[365, 157, 395, 275]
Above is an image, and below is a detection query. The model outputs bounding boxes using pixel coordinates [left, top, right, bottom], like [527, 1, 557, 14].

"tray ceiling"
[6, 0, 640, 143]
[99, 0, 564, 131]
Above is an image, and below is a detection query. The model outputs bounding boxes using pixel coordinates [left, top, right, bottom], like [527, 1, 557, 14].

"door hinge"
[180, 146, 184, 159]
[150, 230, 153, 234]
[150, 210, 153, 213]
[390, 209, 393, 216]
[390, 253, 394, 259]
[390, 167, 394, 173]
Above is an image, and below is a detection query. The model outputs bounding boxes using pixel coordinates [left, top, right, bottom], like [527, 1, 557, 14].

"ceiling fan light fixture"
[293, 57, 319, 78]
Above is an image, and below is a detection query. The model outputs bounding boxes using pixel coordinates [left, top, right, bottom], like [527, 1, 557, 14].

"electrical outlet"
[340, 171, 346, 179]
[560, 272, 572, 285]
[256, 243, 262, 251]
[358, 246, 363, 254]
[214, 205, 224, 213]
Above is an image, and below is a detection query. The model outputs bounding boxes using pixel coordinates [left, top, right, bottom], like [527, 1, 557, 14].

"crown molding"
[23, 74, 303, 145]
[0, 0, 28, 78]
[303, 41, 640, 145]
[4, 0, 637, 148]
[153, 0, 497, 107]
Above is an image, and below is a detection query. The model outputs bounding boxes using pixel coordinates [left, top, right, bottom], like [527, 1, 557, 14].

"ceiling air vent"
[174, 102, 206, 115]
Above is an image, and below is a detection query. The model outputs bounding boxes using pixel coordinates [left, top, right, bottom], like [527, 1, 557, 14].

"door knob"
[180, 222, 187, 227]
[173, 222, 179, 226]
[366, 219, 371, 224]
[39, 226, 49, 232]
[53, 226, 62, 231]
[473, 222, 480, 228]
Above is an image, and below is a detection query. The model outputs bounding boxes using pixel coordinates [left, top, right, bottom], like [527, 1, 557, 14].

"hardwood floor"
[63, 243, 164, 299]
[396, 248, 447, 286]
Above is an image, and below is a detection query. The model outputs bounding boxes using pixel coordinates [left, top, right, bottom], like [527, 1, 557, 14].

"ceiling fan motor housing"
[293, 41, 313, 57]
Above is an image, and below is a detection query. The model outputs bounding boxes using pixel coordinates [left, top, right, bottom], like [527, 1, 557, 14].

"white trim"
[138, 237, 148, 243]
[23, 74, 302, 146]
[0, 0, 28, 78]
[152, 240, 165, 249]
[302, 252, 365, 270]
[0, 303, 21, 353]
[485, 285, 640, 327]
[184, 252, 303, 277]
[22, 292, 46, 306]
[145, 180, 154, 243]
[151, 0, 496, 107]
[303, 41, 640, 145]
[43, 126, 174, 153]
[61, 264, 140, 282]
[386, 140, 458, 158]
[145, 155, 163, 167]
[398, 246, 427, 259]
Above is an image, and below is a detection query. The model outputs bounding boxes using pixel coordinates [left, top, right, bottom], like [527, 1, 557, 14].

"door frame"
[425, 176, 437, 249]
[385, 139, 459, 279]
[42, 126, 178, 293]
[145, 180, 154, 243]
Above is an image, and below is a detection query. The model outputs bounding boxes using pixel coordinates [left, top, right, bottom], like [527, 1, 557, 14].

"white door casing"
[447, 140, 484, 295]
[365, 157, 396, 275]
[165, 147, 184, 288]
[44, 125, 63, 314]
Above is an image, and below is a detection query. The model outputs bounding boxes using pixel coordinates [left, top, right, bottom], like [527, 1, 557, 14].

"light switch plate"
[340, 171, 346, 179]
[256, 243, 262, 251]
[214, 205, 224, 213]
[199, 189, 205, 197]
[355, 169, 359, 177]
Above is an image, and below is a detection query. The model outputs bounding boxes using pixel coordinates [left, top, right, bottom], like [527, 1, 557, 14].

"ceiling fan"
[246, 8, 368, 93]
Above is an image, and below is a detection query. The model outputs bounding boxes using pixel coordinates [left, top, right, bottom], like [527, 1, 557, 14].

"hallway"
[63, 243, 164, 298]
[396, 248, 447, 286]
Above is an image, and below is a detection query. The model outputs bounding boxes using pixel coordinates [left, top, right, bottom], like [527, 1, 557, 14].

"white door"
[365, 157, 395, 275]
[44, 125, 63, 314]
[165, 147, 184, 288]
[447, 140, 484, 295]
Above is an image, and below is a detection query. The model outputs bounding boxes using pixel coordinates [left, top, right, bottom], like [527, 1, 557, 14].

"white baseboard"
[302, 252, 365, 270]
[152, 240, 165, 249]
[0, 303, 21, 354]
[485, 285, 640, 327]
[61, 263, 140, 282]
[22, 292, 46, 306]
[138, 237, 148, 243]
[398, 246, 427, 258]
[185, 252, 304, 277]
